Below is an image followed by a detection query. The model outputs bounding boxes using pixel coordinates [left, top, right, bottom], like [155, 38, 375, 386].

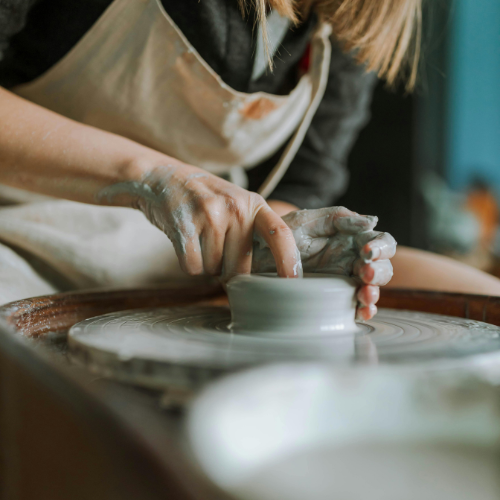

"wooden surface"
[2, 285, 500, 500]
[379, 288, 500, 325]
[1, 281, 224, 338]
[5, 285, 500, 340]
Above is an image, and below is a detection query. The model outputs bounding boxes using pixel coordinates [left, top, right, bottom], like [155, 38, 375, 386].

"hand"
[99, 164, 301, 280]
[252, 206, 397, 320]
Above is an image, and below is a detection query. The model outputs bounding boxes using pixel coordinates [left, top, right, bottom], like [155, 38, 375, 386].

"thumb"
[333, 214, 378, 234]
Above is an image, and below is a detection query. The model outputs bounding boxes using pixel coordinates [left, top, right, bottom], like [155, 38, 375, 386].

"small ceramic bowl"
[226, 273, 358, 337]
[188, 364, 500, 500]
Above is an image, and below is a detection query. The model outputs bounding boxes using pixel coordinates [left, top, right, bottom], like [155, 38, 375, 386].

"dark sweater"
[0, 0, 376, 208]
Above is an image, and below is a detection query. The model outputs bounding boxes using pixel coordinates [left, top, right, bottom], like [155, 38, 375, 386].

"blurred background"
[339, 0, 500, 277]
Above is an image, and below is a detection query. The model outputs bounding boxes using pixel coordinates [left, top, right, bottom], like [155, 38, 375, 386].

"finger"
[357, 285, 380, 306]
[286, 206, 356, 229]
[221, 223, 253, 281]
[200, 227, 224, 276]
[174, 230, 204, 276]
[254, 205, 302, 278]
[357, 232, 397, 262]
[354, 259, 394, 286]
[287, 207, 376, 238]
[356, 304, 377, 321]
[312, 238, 356, 274]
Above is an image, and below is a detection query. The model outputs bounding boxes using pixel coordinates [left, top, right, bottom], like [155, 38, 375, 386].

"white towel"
[0, 199, 184, 304]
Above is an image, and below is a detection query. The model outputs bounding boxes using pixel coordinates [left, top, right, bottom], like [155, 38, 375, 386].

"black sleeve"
[247, 39, 377, 209]
[0, 0, 36, 63]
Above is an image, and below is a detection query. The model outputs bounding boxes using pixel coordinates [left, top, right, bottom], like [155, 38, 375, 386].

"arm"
[267, 200, 298, 216]
[0, 88, 301, 279]
[0, 87, 164, 202]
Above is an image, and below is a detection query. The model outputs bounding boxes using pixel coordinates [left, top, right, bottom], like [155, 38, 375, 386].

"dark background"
[339, 0, 500, 255]
[338, 82, 415, 246]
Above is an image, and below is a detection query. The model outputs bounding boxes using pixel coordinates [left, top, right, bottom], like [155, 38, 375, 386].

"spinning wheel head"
[68, 304, 500, 390]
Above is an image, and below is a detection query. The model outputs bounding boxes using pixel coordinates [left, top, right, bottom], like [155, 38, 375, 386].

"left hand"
[252, 206, 397, 320]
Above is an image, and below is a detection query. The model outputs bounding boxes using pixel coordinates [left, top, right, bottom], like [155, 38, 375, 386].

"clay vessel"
[226, 273, 358, 337]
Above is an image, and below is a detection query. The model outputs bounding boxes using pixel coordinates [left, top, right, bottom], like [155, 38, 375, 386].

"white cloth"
[14, 0, 330, 184]
[0, 243, 57, 305]
[0, 201, 184, 304]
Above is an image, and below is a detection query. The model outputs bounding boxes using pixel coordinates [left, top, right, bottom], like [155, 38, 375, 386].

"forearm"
[0, 87, 172, 206]
[267, 199, 298, 216]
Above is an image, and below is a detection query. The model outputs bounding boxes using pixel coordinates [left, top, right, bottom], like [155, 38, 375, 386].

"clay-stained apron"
[0, 0, 332, 304]
[13, 0, 332, 195]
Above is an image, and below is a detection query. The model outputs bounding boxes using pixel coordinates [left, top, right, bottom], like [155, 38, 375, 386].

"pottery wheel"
[68, 307, 500, 389]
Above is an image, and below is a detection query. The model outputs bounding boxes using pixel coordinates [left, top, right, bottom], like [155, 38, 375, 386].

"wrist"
[119, 153, 178, 183]
[97, 154, 185, 209]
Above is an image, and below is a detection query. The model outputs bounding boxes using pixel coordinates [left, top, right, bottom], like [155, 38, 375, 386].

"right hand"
[99, 163, 301, 280]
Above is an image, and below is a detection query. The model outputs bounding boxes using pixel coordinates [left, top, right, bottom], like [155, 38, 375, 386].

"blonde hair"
[240, 0, 422, 90]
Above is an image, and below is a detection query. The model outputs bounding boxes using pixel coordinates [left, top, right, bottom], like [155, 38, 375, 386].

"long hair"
[240, 0, 422, 90]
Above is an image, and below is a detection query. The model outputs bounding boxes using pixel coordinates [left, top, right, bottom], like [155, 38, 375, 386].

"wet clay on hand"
[252, 206, 397, 320]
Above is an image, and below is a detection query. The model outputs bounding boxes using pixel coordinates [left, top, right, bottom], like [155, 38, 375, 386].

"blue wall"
[447, 0, 500, 188]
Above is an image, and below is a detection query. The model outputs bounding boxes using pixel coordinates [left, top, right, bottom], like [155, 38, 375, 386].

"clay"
[226, 273, 358, 336]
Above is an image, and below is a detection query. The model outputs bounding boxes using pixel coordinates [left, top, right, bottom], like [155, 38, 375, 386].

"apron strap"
[258, 24, 332, 200]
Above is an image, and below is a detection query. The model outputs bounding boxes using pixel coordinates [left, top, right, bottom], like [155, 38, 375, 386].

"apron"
[0, 0, 332, 305]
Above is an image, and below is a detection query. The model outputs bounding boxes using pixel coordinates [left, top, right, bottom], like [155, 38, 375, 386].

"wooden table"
[2, 285, 500, 500]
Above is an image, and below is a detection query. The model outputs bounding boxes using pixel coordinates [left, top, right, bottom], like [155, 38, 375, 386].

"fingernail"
[356, 304, 368, 321]
[361, 246, 380, 262]
[356, 304, 377, 321]
[370, 246, 381, 260]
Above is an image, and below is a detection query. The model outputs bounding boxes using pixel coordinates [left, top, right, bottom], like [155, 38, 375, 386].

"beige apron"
[0, 0, 332, 304]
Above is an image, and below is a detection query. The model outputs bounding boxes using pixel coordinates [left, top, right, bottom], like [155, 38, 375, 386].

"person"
[0, 0, 498, 313]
